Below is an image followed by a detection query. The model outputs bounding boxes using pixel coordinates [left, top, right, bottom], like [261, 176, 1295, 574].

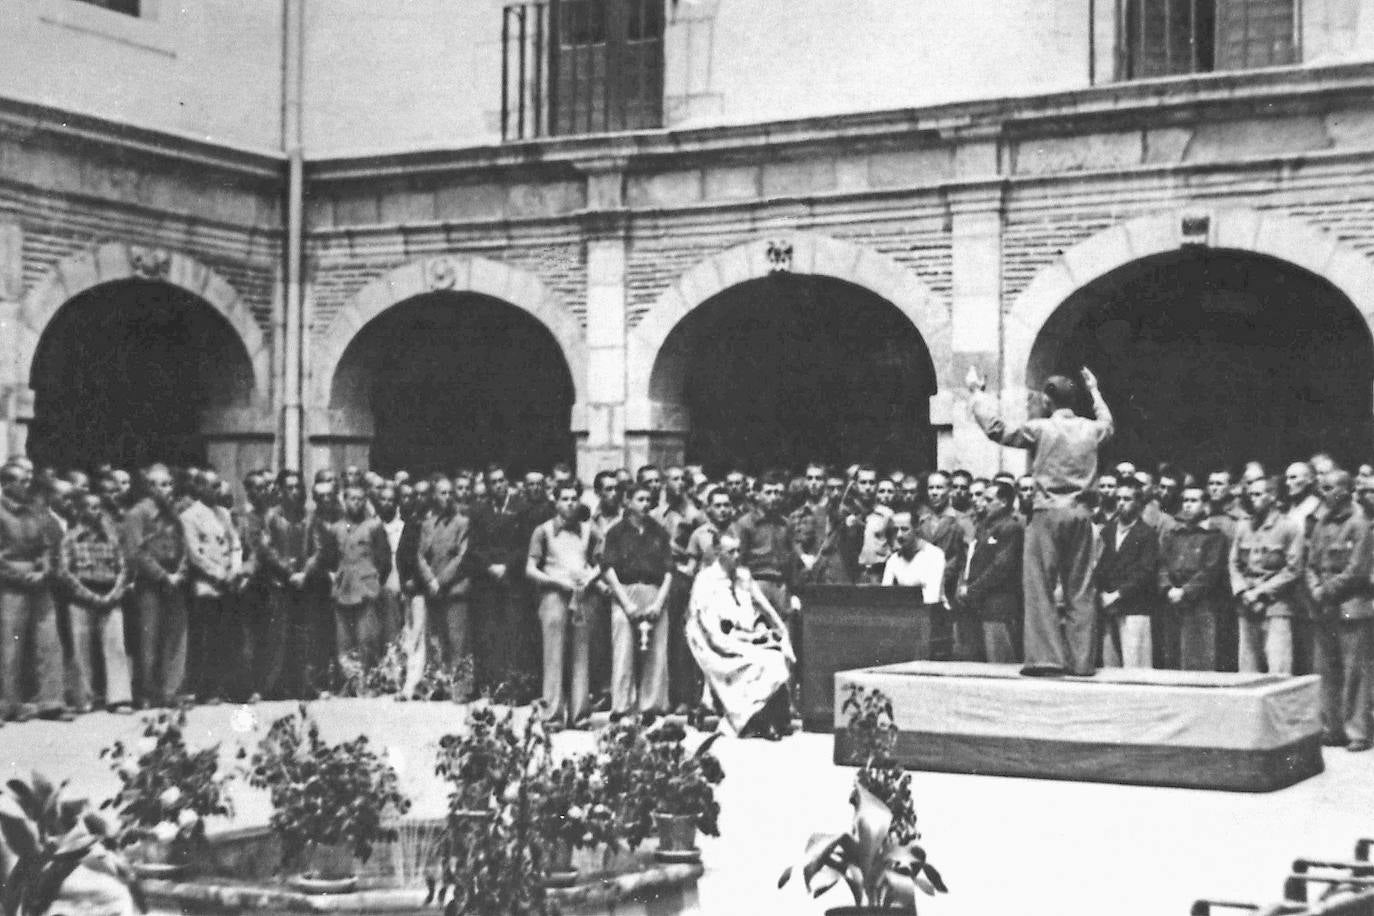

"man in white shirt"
[882, 510, 946, 607]
[373, 482, 406, 653]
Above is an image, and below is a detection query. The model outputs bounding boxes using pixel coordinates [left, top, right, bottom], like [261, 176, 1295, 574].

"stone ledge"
[141, 861, 703, 915]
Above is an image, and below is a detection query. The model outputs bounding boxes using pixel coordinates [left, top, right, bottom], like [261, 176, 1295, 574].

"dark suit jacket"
[963, 511, 1023, 623]
[1096, 518, 1159, 617]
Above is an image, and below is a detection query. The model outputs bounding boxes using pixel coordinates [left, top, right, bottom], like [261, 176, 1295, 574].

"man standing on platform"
[1305, 469, 1373, 752]
[968, 365, 1114, 677]
[1231, 476, 1304, 674]
[1158, 484, 1228, 671]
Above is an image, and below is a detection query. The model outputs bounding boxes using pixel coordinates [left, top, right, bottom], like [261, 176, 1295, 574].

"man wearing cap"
[968, 365, 1114, 677]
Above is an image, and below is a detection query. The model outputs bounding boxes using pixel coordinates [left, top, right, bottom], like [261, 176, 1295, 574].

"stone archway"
[14, 242, 272, 474]
[308, 254, 589, 474]
[625, 233, 951, 468]
[1004, 208, 1374, 467]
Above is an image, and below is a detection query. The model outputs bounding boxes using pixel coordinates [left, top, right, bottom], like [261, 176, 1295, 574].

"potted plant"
[248, 704, 410, 894]
[532, 753, 617, 886]
[0, 772, 146, 916]
[779, 687, 947, 914]
[778, 783, 947, 914]
[840, 686, 918, 845]
[596, 717, 723, 861]
[430, 707, 552, 915]
[99, 708, 234, 878]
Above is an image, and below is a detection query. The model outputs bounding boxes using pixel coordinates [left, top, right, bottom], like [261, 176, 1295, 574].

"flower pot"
[129, 835, 189, 879]
[825, 908, 915, 915]
[292, 841, 357, 890]
[542, 839, 579, 888]
[652, 812, 701, 863]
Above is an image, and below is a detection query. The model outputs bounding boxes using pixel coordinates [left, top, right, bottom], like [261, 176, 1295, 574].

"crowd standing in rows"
[0, 420, 1368, 749]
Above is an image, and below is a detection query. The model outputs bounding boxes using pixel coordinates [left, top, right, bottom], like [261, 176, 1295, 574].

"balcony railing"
[501, 0, 664, 141]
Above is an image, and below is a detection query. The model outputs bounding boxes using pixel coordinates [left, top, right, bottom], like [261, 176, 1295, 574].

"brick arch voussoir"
[310, 254, 588, 411]
[1005, 208, 1374, 390]
[629, 232, 950, 407]
[19, 242, 269, 402]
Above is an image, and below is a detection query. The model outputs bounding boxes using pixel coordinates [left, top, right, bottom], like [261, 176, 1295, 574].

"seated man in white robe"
[686, 532, 795, 739]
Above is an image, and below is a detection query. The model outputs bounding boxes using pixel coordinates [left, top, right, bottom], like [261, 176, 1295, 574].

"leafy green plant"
[842, 684, 918, 844]
[415, 644, 475, 703]
[534, 754, 617, 854]
[0, 772, 146, 916]
[337, 643, 407, 698]
[430, 707, 552, 916]
[593, 717, 723, 849]
[778, 783, 947, 911]
[247, 704, 410, 871]
[99, 707, 234, 846]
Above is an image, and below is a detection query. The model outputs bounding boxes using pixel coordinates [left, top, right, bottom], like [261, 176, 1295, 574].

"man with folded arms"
[1159, 484, 1229, 671]
[123, 463, 189, 708]
[57, 492, 132, 714]
[418, 477, 476, 695]
[602, 484, 673, 716]
[1231, 476, 1304, 675]
[181, 469, 242, 704]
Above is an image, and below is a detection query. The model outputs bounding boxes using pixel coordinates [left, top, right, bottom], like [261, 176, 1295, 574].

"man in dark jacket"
[1159, 485, 1228, 671]
[1096, 479, 1159, 668]
[959, 480, 1023, 664]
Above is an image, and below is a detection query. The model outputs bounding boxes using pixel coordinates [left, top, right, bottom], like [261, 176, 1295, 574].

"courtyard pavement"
[1, 697, 1370, 916]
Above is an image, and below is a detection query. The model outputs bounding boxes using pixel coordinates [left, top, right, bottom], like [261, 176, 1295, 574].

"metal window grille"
[501, 0, 664, 141]
[1115, 0, 1297, 80]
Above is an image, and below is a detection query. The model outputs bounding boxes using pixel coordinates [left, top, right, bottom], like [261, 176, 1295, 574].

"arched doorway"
[29, 278, 257, 470]
[329, 292, 576, 476]
[1028, 249, 1374, 472]
[649, 275, 937, 474]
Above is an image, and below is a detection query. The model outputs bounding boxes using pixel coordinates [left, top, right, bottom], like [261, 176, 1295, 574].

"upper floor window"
[1118, 0, 1297, 80]
[501, 0, 665, 141]
[72, 0, 141, 16]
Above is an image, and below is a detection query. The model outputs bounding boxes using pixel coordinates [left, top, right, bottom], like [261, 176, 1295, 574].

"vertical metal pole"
[548, 0, 560, 134]
[1163, 0, 1172, 73]
[1137, 0, 1146, 77]
[1088, 0, 1097, 85]
[1190, 0, 1199, 71]
[569, 2, 580, 133]
[500, 6, 510, 139]
[517, 5, 527, 138]
[533, 3, 544, 135]
[281, 0, 305, 474]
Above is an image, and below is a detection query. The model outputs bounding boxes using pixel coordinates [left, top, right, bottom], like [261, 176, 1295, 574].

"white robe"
[686, 563, 791, 735]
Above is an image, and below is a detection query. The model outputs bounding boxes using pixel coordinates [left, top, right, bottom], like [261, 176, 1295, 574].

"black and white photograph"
[1, 1, 1373, 914]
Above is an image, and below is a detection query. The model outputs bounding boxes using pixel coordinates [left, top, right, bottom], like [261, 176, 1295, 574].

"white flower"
[596, 754, 612, 767]
[151, 821, 179, 843]
[117, 760, 139, 778]
[135, 737, 157, 756]
[567, 806, 585, 821]
[158, 787, 182, 808]
[588, 774, 604, 791]
[502, 781, 521, 804]
[176, 809, 200, 829]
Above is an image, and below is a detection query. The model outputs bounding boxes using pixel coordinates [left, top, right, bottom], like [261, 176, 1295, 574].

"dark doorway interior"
[331, 292, 575, 477]
[29, 279, 254, 471]
[654, 275, 937, 475]
[1030, 249, 1374, 474]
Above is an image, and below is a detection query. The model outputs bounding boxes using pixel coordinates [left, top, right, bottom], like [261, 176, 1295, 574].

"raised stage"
[834, 661, 1324, 792]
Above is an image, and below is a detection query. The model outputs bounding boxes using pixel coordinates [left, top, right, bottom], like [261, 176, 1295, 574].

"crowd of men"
[0, 436, 1368, 750]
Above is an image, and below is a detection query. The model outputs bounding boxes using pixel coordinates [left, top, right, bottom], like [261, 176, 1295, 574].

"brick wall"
[0, 183, 280, 334]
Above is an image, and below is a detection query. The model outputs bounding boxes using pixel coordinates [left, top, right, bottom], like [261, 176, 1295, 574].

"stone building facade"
[4, 1, 1374, 485]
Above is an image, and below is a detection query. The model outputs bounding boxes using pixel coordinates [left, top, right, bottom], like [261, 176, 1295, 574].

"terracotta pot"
[542, 838, 578, 888]
[300, 842, 356, 881]
[129, 835, 189, 879]
[652, 812, 698, 855]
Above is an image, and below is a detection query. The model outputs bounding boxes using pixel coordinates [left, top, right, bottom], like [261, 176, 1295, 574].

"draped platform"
[833, 662, 1324, 792]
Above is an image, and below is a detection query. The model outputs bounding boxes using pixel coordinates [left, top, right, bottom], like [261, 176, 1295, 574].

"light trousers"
[1311, 618, 1373, 743]
[611, 583, 669, 714]
[0, 587, 65, 717]
[1023, 506, 1097, 675]
[1101, 615, 1153, 669]
[1238, 615, 1294, 675]
[68, 600, 132, 708]
[537, 589, 590, 722]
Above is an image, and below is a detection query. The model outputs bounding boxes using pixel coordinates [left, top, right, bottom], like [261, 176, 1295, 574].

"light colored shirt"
[181, 500, 240, 598]
[858, 504, 894, 567]
[971, 390, 1114, 509]
[882, 542, 947, 606]
[382, 515, 404, 592]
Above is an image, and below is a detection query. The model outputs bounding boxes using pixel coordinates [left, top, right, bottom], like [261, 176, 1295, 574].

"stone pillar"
[947, 183, 1008, 476]
[0, 224, 27, 459]
[577, 160, 631, 477]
